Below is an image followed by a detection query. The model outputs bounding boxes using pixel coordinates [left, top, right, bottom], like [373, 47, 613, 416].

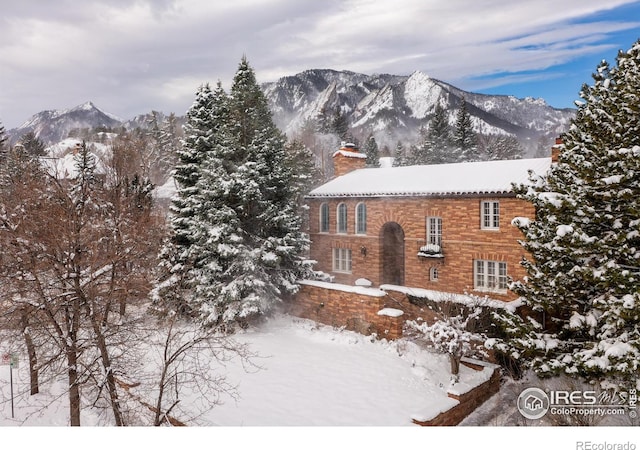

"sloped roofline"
[306, 157, 552, 199]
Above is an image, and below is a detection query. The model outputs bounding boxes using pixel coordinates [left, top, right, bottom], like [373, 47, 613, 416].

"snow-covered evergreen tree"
[0, 121, 8, 165]
[391, 141, 403, 167]
[490, 40, 640, 387]
[153, 83, 222, 316]
[413, 103, 452, 165]
[364, 134, 380, 168]
[452, 99, 478, 162]
[478, 134, 522, 161]
[154, 58, 311, 329]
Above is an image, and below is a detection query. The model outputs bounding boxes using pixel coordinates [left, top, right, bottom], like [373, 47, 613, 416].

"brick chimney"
[551, 137, 563, 163]
[332, 142, 367, 177]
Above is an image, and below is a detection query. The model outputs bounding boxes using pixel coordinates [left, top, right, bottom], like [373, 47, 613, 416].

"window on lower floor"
[474, 259, 508, 292]
[333, 248, 352, 273]
[430, 266, 439, 281]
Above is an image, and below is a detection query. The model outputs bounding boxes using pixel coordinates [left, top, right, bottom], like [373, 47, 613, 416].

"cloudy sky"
[1, 0, 640, 129]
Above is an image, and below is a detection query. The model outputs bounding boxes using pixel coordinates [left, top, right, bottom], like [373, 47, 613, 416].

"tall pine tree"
[490, 39, 640, 387]
[154, 58, 311, 328]
[364, 134, 380, 167]
[0, 121, 8, 166]
[392, 141, 408, 167]
[153, 83, 222, 315]
[413, 104, 452, 165]
[452, 99, 478, 162]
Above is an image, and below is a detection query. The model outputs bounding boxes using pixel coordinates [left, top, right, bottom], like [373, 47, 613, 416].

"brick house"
[304, 143, 553, 302]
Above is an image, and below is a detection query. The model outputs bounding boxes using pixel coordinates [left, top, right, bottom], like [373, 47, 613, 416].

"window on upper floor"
[355, 203, 367, 234]
[319, 203, 329, 233]
[474, 259, 508, 292]
[426, 216, 442, 246]
[481, 201, 500, 230]
[337, 203, 347, 233]
[332, 248, 352, 273]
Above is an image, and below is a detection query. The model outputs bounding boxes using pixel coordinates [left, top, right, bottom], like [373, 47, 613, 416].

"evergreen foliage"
[478, 134, 523, 161]
[0, 121, 7, 165]
[331, 109, 349, 141]
[364, 134, 380, 168]
[19, 131, 47, 157]
[412, 104, 452, 165]
[392, 141, 408, 167]
[452, 99, 478, 162]
[154, 58, 311, 329]
[489, 40, 640, 387]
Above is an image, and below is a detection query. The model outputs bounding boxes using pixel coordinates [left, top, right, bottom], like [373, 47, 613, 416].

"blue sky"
[473, 2, 640, 109]
[1, 0, 639, 128]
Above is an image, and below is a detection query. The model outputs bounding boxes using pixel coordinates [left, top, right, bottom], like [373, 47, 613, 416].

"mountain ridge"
[7, 69, 575, 151]
[262, 69, 574, 150]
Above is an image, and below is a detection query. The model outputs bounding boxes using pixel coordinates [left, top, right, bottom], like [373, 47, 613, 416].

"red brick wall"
[307, 195, 533, 301]
[333, 153, 367, 177]
[288, 282, 404, 339]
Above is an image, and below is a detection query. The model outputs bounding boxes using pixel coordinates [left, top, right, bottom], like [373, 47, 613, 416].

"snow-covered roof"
[307, 157, 552, 198]
[333, 149, 367, 159]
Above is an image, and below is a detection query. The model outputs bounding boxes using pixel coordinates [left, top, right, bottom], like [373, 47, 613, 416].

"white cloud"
[0, 0, 639, 127]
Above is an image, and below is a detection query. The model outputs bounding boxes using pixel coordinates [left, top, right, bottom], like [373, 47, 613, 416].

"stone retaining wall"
[412, 361, 501, 426]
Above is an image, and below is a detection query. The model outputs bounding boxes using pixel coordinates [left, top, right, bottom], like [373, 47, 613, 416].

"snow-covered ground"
[0, 314, 489, 427]
[1, 315, 635, 450]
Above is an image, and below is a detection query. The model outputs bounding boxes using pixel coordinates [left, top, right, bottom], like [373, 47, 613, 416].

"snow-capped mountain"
[262, 69, 575, 148]
[8, 69, 575, 150]
[9, 101, 123, 145]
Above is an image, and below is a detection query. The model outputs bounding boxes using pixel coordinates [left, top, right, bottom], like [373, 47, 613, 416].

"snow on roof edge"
[306, 188, 515, 199]
[307, 157, 552, 199]
[333, 149, 368, 159]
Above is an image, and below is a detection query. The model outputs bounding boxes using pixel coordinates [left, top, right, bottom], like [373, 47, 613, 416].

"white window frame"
[332, 248, 352, 273]
[481, 201, 500, 230]
[355, 202, 367, 235]
[430, 266, 439, 282]
[474, 260, 508, 292]
[337, 203, 348, 234]
[426, 216, 442, 246]
[319, 203, 329, 233]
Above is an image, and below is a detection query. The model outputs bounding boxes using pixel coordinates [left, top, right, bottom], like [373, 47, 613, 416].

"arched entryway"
[380, 222, 405, 285]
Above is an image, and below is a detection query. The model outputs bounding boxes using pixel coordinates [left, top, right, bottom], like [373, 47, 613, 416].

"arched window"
[355, 203, 367, 234]
[337, 203, 347, 233]
[319, 203, 329, 232]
